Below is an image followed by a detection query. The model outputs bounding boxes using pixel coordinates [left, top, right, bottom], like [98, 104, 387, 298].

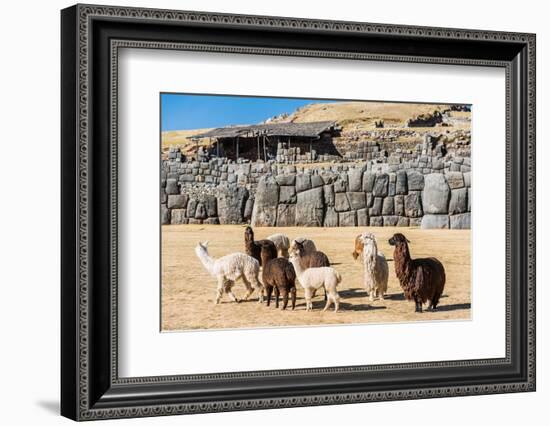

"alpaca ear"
[406, 238, 411, 243]
[204, 241, 209, 246]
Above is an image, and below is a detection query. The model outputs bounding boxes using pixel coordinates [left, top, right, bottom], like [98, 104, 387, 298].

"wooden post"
[257, 133, 260, 160]
[263, 134, 267, 161]
[309, 140, 312, 161]
[236, 136, 239, 160]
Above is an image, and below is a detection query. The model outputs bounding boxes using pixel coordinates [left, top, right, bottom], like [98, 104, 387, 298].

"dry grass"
[161, 225, 471, 331]
[161, 128, 212, 153]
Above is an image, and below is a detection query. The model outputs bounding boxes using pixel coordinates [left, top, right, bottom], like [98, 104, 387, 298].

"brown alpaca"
[262, 258, 297, 310]
[292, 240, 330, 300]
[244, 226, 277, 267]
[388, 233, 446, 313]
[352, 234, 364, 260]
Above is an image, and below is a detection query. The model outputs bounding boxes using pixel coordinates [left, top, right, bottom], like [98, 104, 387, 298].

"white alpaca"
[194, 242, 263, 304]
[267, 233, 290, 258]
[360, 233, 389, 301]
[288, 254, 341, 312]
[289, 237, 317, 257]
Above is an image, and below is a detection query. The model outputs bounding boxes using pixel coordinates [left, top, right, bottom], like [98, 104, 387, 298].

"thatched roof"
[193, 121, 337, 139]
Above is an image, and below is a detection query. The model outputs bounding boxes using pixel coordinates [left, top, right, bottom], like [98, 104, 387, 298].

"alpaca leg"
[266, 285, 273, 307]
[304, 288, 313, 311]
[415, 299, 423, 313]
[322, 296, 332, 312]
[215, 276, 225, 304]
[248, 274, 263, 303]
[333, 292, 340, 313]
[281, 288, 289, 310]
[241, 276, 254, 301]
[290, 287, 296, 310]
[224, 281, 240, 303]
[274, 286, 280, 309]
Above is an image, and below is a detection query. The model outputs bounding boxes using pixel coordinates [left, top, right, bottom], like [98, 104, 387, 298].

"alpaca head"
[290, 239, 305, 257]
[244, 226, 254, 242]
[195, 241, 210, 256]
[388, 233, 410, 247]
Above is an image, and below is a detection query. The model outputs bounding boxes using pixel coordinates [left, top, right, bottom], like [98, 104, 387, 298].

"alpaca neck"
[290, 256, 305, 279]
[394, 243, 412, 280]
[196, 248, 216, 275]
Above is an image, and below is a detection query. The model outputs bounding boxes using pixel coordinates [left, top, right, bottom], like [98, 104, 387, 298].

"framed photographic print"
[61, 4, 536, 421]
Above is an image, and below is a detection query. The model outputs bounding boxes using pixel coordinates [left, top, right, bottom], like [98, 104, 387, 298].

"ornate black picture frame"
[61, 3, 536, 421]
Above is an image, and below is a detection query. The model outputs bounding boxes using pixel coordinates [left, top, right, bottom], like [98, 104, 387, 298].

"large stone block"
[334, 192, 351, 212]
[279, 186, 297, 204]
[373, 173, 389, 197]
[243, 197, 254, 220]
[275, 174, 296, 186]
[250, 176, 278, 226]
[167, 194, 187, 210]
[370, 197, 383, 216]
[397, 216, 409, 227]
[170, 209, 186, 224]
[362, 172, 375, 192]
[204, 195, 217, 217]
[450, 213, 471, 229]
[195, 203, 207, 220]
[409, 217, 422, 227]
[348, 168, 364, 192]
[186, 198, 198, 218]
[404, 191, 423, 217]
[383, 216, 399, 226]
[333, 175, 348, 193]
[276, 204, 296, 227]
[421, 214, 450, 229]
[449, 188, 468, 214]
[165, 178, 179, 195]
[347, 192, 366, 210]
[446, 171, 465, 189]
[396, 170, 408, 195]
[295, 187, 324, 227]
[296, 174, 312, 192]
[338, 210, 357, 226]
[394, 195, 405, 216]
[406, 170, 424, 191]
[382, 197, 394, 215]
[311, 174, 324, 188]
[323, 184, 335, 207]
[161, 205, 171, 225]
[369, 216, 383, 227]
[422, 173, 450, 214]
[323, 207, 339, 227]
[357, 208, 369, 226]
[218, 185, 249, 225]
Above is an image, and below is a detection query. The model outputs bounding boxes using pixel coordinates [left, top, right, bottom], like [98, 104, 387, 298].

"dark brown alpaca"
[293, 240, 330, 300]
[262, 258, 297, 310]
[388, 233, 446, 313]
[244, 226, 277, 266]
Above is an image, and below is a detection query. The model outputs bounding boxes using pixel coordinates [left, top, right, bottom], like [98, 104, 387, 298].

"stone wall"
[161, 159, 471, 229]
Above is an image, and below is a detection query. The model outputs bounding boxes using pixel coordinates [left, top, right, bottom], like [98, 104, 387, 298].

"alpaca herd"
[195, 228, 446, 314]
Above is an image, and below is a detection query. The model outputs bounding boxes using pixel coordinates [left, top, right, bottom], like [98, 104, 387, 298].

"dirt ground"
[161, 225, 471, 331]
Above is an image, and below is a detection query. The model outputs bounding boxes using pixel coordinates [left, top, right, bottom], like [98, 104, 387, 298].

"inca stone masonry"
[161, 152, 471, 229]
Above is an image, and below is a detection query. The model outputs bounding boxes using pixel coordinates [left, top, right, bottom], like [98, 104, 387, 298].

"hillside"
[161, 101, 470, 153]
[266, 101, 456, 130]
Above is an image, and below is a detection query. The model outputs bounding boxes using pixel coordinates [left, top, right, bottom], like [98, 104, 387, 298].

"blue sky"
[160, 93, 338, 131]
